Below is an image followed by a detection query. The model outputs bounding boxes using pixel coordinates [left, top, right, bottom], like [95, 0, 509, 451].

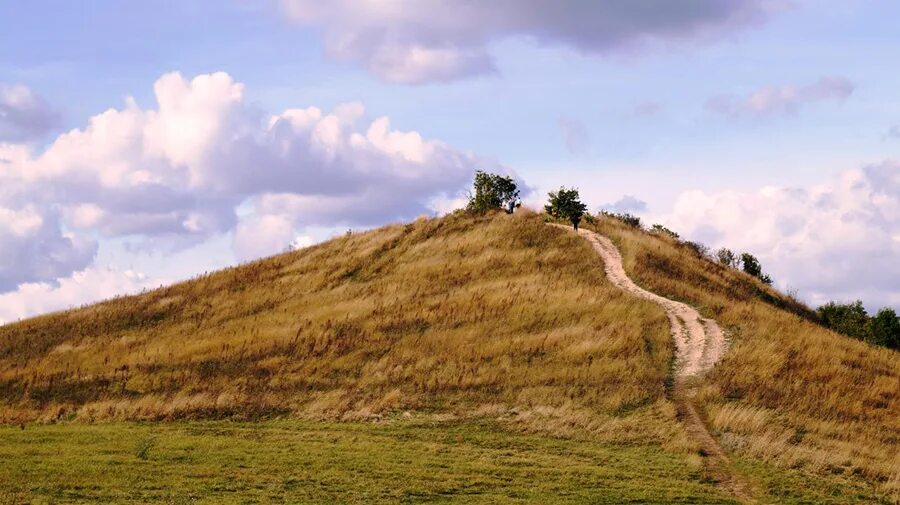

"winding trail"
[553, 225, 756, 504]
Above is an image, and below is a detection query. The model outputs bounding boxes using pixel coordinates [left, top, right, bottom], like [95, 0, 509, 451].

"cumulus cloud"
[280, 0, 782, 84]
[707, 76, 854, 118]
[602, 195, 648, 214]
[0, 84, 59, 141]
[0, 205, 96, 291]
[663, 162, 900, 310]
[0, 267, 158, 325]
[557, 117, 589, 154]
[0, 71, 488, 286]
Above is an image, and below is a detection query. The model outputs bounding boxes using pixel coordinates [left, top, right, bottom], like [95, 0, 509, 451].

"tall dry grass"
[588, 216, 900, 500]
[0, 211, 678, 442]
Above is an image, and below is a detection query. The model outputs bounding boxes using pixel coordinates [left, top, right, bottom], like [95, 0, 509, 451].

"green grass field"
[0, 419, 885, 504]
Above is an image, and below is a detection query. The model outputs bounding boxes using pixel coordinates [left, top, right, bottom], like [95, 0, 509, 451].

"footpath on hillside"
[551, 224, 757, 504]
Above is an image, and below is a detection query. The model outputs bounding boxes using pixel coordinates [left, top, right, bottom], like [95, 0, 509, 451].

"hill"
[1, 210, 898, 504]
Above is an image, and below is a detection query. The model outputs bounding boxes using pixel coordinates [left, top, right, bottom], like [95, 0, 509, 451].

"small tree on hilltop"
[466, 170, 520, 214]
[545, 187, 587, 231]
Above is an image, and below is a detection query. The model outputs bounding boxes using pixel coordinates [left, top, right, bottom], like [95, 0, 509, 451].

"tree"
[715, 248, 739, 269]
[466, 170, 520, 214]
[740, 253, 762, 278]
[545, 187, 587, 230]
[868, 307, 900, 350]
[817, 300, 870, 341]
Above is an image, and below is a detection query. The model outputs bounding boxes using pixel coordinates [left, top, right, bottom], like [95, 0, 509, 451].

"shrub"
[868, 308, 900, 350]
[715, 248, 739, 269]
[817, 301, 870, 341]
[602, 211, 642, 229]
[650, 224, 679, 240]
[682, 241, 710, 259]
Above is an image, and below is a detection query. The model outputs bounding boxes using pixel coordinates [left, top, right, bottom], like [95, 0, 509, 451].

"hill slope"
[1, 210, 898, 503]
[0, 211, 673, 435]
[588, 217, 900, 500]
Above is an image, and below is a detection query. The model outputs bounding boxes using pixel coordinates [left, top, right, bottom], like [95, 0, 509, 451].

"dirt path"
[553, 225, 757, 504]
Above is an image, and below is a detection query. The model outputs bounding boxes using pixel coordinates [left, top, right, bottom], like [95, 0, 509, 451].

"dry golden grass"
[0, 211, 679, 443]
[588, 216, 900, 501]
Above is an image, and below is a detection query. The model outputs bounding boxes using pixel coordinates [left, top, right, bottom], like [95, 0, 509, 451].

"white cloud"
[279, 0, 782, 84]
[0, 205, 96, 291]
[0, 84, 59, 142]
[602, 195, 648, 214]
[0, 267, 158, 325]
[0, 71, 489, 290]
[707, 76, 854, 118]
[663, 162, 900, 310]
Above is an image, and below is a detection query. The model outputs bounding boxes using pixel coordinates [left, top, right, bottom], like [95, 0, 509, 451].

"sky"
[0, 0, 898, 323]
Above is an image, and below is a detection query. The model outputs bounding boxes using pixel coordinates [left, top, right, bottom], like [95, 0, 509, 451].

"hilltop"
[1, 210, 898, 504]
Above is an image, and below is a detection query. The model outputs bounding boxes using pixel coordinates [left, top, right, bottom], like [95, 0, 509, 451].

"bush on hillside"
[817, 301, 900, 350]
[602, 211, 642, 229]
[650, 224, 679, 240]
[869, 307, 900, 350]
[715, 248, 739, 269]
[739, 252, 773, 285]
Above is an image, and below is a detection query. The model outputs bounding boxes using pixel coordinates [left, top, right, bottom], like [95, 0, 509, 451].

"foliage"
[602, 211, 642, 229]
[816, 300, 870, 341]
[869, 308, 900, 350]
[739, 252, 772, 285]
[739, 253, 762, 278]
[544, 187, 587, 228]
[650, 224, 679, 240]
[681, 241, 710, 259]
[466, 170, 520, 214]
[715, 248, 739, 269]
[817, 301, 900, 351]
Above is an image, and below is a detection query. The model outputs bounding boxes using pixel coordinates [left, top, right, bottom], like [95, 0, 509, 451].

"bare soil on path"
[553, 224, 757, 504]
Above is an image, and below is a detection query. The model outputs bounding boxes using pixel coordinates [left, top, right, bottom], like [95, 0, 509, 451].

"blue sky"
[0, 0, 898, 321]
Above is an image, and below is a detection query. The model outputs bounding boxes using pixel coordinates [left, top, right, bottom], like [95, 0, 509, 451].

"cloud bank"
[0, 71, 488, 292]
[664, 162, 900, 310]
[280, 0, 782, 83]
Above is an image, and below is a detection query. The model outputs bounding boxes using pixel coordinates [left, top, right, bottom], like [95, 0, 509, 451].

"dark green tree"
[545, 187, 587, 230]
[740, 253, 763, 278]
[868, 307, 900, 350]
[817, 300, 870, 341]
[466, 170, 520, 214]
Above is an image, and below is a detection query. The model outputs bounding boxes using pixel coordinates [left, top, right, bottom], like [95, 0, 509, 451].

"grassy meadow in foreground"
[0, 419, 885, 505]
[589, 216, 900, 501]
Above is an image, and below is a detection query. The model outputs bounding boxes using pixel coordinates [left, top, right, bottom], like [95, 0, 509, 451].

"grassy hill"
[1, 210, 898, 503]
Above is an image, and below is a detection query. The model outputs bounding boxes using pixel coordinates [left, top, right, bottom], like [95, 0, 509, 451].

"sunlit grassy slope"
[588, 217, 900, 499]
[1, 210, 898, 503]
[1, 211, 674, 438]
